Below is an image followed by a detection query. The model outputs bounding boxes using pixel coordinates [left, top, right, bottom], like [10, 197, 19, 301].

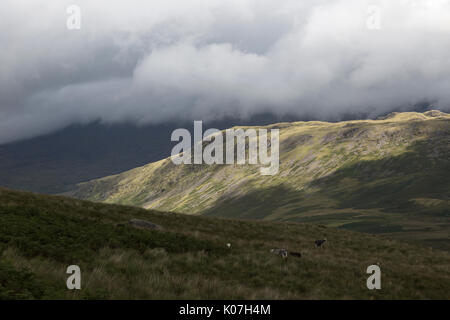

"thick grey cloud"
[1, 0, 450, 143]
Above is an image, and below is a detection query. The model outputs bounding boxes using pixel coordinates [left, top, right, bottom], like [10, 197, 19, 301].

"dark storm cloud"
[1, 0, 450, 143]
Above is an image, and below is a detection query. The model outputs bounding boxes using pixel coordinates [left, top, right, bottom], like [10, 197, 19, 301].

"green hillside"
[67, 111, 450, 249]
[0, 187, 449, 299]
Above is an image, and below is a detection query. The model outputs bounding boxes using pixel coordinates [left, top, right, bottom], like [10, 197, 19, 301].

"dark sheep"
[315, 239, 327, 247]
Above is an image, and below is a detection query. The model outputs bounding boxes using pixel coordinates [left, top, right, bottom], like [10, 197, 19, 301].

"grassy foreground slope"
[67, 111, 450, 249]
[0, 187, 449, 299]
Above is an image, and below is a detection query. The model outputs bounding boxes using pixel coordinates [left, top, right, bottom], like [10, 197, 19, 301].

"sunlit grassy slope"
[67, 111, 450, 249]
[1, 187, 449, 299]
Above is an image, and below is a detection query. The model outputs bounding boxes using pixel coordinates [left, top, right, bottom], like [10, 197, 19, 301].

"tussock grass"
[1, 188, 449, 299]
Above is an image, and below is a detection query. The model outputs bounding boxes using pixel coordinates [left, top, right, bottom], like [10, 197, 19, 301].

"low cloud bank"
[1, 0, 450, 143]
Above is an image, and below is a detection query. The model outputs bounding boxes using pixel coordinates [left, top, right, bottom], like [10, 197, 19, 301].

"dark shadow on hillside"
[202, 184, 307, 220]
[205, 137, 450, 217]
[309, 137, 450, 213]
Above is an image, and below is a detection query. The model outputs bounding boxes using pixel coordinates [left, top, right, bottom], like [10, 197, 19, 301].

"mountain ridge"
[67, 111, 450, 249]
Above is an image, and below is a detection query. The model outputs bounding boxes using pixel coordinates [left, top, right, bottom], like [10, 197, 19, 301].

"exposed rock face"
[129, 219, 162, 230]
[424, 110, 448, 118]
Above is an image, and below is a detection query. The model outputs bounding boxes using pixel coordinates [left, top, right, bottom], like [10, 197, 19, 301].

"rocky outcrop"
[129, 219, 162, 230]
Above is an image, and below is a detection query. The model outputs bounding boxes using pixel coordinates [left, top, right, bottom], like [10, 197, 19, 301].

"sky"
[1, 0, 450, 144]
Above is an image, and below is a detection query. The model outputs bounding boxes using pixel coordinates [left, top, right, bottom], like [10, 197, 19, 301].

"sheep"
[315, 238, 327, 248]
[271, 248, 288, 258]
[271, 248, 302, 258]
[289, 251, 302, 258]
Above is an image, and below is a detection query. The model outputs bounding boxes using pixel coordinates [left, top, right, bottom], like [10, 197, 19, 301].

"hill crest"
[67, 111, 450, 249]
